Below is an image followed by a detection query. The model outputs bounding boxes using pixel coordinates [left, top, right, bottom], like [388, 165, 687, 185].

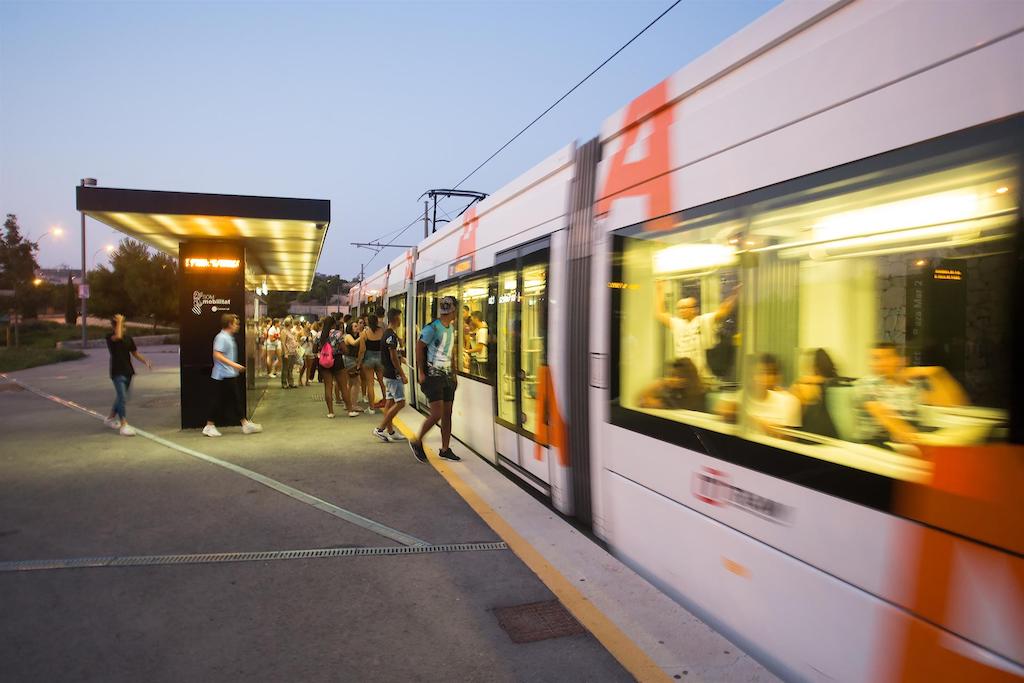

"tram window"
[496, 269, 519, 425]
[459, 276, 492, 381]
[615, 142, 1018, 479]
[520, 263, 548, 434]
[388, 293, 406, 356]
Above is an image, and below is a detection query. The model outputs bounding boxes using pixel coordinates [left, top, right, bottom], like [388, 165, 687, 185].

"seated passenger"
[718, 354, 801, 436]
[638, 358, 706, 411]
[854, 343, 969, 446]
[790, 348, 840, 439]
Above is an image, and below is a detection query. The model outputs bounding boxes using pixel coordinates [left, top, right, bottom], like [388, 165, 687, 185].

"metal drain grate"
[493, 599, 586, 643]
[0, 542, 509, 573]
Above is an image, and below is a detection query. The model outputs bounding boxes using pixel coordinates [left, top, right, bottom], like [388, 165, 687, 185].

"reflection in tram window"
[459, 276, 491, 380]
[616, 141, 1018, 479]
[520, 263, 547, 434]
[496, 270, 518, 425]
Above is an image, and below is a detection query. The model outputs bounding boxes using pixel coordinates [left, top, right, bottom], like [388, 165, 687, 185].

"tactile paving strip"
[493, 599, 587, 643]
[0, 542, 509, 573]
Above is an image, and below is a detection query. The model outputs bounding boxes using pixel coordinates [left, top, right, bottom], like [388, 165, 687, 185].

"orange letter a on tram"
[595, 79, 675, 227]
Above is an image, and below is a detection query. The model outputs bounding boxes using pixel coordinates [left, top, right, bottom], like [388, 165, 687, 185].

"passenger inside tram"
[617, 141, 1017, 479]
[637, 358, 706, 411]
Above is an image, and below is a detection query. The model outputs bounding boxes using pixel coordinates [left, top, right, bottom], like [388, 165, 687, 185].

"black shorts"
[421, 374, 456, 403]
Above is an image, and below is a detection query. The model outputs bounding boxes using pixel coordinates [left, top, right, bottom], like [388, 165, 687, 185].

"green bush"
[0, 347, 86, 372]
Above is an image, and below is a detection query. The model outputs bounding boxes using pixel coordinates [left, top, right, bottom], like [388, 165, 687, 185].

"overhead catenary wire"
[450, 0, 684, 190]
[355, 0, 683, 279]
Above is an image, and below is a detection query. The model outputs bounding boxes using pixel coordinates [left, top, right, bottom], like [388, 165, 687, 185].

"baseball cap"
[438, 296, 458, 315]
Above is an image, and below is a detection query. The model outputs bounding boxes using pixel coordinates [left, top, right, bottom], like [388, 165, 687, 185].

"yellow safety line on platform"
[393, 417, 671, 683]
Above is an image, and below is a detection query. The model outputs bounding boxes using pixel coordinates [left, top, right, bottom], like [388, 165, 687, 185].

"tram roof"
[76, 185, 331, 292]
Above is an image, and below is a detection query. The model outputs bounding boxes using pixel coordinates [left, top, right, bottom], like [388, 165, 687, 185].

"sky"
[0, 0, 780, 284]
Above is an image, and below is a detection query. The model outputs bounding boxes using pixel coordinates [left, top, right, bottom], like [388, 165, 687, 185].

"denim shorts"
[342, 355, 358, 370]
[362, 351, 383, 369]
[385, 377, 406, 402]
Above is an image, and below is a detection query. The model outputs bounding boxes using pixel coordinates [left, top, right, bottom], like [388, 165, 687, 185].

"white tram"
[350, 1, 1023, 679]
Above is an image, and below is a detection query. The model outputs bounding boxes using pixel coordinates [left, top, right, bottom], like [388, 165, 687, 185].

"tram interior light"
[812, 189, 980, 241]
[653, 243, 737, 274]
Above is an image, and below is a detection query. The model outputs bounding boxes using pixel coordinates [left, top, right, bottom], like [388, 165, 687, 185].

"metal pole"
[80, 199, 87, 348]
[432, 196, 438, 235]
[423, 200, 429, 239]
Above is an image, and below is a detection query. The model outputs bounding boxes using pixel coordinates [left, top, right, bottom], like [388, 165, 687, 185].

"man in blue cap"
[409, 295, 461, 463]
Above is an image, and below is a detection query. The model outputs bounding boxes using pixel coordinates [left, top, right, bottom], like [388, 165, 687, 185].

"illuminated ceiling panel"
[77, 186, 330, 292]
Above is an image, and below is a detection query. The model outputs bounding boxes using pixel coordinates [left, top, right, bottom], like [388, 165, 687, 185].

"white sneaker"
[373, 427, 390, 442]
[104, 416, 121, 430]
[386, 431, 406, 441]
[327, 412, 335, 419]
[202, 424, 222, 437]
[365, 407, 375, 414]
[347, 411, 360, 418]
[242, 422, 263, 434]
[119, 424, 137, 437]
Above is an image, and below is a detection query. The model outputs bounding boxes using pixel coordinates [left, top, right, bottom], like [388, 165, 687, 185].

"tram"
[350, 1, 1023, 680]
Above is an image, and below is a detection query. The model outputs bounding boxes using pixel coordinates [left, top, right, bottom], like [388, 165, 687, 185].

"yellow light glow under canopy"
[77, 186, 330, 292]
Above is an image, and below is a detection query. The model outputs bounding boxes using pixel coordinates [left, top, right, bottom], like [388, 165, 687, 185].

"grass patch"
[0, 347, 86, 372]
[4, 320, 110, 349]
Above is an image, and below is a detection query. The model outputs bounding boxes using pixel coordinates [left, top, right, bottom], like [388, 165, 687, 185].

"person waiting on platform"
[637, 357, 706, 411]
[854, 343, 968, 446]
[655, 280, 739, 381]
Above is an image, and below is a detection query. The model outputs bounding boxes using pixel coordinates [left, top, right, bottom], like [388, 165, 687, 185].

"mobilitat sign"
[191, 290, 231, 316]
[692, 466, 793, 525]
[184, 257, 240, 270]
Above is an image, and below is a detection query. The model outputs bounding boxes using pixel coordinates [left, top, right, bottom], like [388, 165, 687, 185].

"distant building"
[288, 293, 349, 320]
[35, 268, 82, 286]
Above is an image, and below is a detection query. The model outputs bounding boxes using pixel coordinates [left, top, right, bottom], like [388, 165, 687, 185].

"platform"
[0, 348, 776, 682]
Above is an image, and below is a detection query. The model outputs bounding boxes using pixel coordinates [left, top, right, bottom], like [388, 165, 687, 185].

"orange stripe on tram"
[533, 365, 568, 467]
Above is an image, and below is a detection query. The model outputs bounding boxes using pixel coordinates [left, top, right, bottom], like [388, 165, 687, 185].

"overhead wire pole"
[349, 0, 683, 274]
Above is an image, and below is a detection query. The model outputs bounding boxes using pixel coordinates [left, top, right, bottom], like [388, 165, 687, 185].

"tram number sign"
[692, 467, 792, 525]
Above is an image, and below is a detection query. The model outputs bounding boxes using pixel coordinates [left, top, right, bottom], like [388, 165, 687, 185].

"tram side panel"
[409, 145, 577, 502]
[589, 0, 1024, 678]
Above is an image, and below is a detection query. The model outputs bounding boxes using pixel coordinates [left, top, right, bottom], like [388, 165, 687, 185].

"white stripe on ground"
[0, 374, 430, 548]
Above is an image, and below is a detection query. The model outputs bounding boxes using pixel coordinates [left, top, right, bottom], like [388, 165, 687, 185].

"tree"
[88, 238, 179, 328]
[64, 272, 77, 325]
[0, 214, 43, 318]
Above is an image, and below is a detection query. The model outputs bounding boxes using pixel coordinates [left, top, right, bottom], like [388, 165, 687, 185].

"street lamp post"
[80, 178, 96, 347]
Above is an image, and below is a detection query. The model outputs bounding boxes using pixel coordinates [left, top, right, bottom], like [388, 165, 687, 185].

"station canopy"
[76, 186, 331, 292]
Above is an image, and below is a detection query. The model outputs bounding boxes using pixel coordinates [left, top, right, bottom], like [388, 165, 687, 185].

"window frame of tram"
[609, 117, 1022, 511]
[455, 271, 496, 385]
[494, 238, 550, 437]
[388, 292, 407, 361]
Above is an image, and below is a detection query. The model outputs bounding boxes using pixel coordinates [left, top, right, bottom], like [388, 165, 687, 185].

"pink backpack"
[318, 341, 334, 368]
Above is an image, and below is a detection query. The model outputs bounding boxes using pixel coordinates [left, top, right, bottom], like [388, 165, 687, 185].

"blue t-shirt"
[420, 319, 454, 376]
[212, 330, 239, 380]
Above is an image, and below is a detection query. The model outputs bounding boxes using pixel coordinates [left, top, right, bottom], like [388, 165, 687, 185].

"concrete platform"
[0, 348, 776, 682]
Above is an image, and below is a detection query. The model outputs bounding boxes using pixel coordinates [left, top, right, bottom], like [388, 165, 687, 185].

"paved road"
[0, 350, 632, 682]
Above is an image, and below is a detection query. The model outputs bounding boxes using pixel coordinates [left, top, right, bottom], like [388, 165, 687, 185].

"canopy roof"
[76, 186, 331, 291]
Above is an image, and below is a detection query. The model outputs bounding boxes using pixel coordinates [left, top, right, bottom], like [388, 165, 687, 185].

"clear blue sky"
[1, 0, 779, 284]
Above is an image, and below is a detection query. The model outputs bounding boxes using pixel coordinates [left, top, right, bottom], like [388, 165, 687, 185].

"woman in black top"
[357, 314, 387, 412]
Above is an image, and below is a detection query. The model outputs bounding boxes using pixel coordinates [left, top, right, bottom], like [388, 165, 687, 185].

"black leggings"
[208, 376, 244, 424]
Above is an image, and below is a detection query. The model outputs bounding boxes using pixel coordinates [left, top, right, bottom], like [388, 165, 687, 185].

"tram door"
[412, 278, 436, 413]
[493, 240, 552, 491]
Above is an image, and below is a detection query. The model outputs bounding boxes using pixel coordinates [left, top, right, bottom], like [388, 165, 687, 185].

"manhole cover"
[493, 600, 585, 643]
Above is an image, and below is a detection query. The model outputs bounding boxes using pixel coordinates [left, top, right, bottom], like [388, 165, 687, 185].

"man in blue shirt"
[203, 313, 262, 437]
[409, 295, 461, 463]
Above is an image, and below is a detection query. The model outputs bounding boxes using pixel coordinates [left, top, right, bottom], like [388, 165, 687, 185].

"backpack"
[318, 341, 334, 368]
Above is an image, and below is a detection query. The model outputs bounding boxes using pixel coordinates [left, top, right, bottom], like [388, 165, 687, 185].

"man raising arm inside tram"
[655, 280, 739, 380]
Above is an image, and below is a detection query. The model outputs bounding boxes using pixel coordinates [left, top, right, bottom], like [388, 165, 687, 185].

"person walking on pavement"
[203, 313, 262, 437]
[374, 307, 408, 442]
[104, 313, 152, 437]
[409, 296, 461, 463]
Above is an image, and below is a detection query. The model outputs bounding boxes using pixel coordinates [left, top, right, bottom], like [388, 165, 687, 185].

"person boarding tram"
[409, 295, 463, 464]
